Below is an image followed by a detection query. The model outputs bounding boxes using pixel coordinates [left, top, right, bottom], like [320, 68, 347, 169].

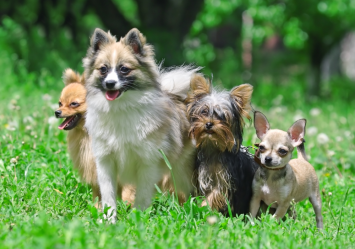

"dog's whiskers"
[186, 74, 258, 216]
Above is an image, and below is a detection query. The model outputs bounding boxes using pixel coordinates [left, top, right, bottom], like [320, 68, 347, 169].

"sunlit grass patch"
[0, 70, 354, 248]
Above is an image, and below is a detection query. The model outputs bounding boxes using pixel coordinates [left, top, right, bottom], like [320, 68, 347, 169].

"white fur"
[160, 66, 201, 99]
[261, 184, 270, 195]
[85, 68, 197, 222]
[105, 70, 119, 84]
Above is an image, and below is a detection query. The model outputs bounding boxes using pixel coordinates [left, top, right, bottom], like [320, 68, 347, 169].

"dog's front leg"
[134, 166, 161, 210]
[249, 195, 261, 218]
[92, 184, 101, 209]
[96, 155, 117, 223]
[272, 204, 290, 221]
[202, 189, 225, 211]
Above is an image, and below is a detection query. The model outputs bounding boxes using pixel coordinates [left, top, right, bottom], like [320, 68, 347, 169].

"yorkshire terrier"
[83, 28, 199, 222]
[186, 75, 259, 216]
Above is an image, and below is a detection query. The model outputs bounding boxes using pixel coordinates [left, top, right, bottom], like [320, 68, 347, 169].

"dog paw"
[108, 217, 117, 224]
[98, 214, 117, 224]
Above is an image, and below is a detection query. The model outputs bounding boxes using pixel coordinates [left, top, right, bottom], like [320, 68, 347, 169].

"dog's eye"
[100, 66, 108, 75]
[259, 145, 266, 151]
[278, 149, 288, 155]
[70, 102, 79, 107]
[59, 102, 62, 107]
[120, 66, 131, 74]
[201, 109, 209, 116]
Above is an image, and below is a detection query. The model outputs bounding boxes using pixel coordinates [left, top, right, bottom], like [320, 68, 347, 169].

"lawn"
[0, 59, 354, 248]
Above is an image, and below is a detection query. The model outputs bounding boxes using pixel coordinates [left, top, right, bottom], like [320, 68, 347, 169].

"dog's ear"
[254, 111, 270, 140]
[230, 84, 253, 120]
[186, 74, 211, 104]
[190, 74, 211, 95]
[124, 28, 147, 55]
[90, 28, 115, 53]
[62, 69, 82, 86]
[288, 119, 306, 147]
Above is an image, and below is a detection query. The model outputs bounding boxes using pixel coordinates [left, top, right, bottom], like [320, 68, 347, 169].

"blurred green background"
[2, 0, 355, 100]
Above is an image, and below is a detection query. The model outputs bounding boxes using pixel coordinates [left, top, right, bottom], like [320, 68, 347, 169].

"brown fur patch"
[63, 69, 83, 86]
[230, 84, 253, 120]
[205, 189, 227, 211]
[186, 74, 211, 104]
[189, 116, 235, 152]
[58, 83, 87, 118]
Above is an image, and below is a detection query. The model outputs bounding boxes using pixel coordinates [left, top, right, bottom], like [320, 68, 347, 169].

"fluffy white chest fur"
[86, 89, 173, 176]
[86, 87, 195, 220]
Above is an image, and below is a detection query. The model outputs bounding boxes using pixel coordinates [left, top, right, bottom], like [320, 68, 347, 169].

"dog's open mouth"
[105, 90, 122, 101]
[58, 114, 82, 130]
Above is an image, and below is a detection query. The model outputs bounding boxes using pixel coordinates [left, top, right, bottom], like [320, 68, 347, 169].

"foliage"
[248, 0, 355, 51]
[184, 0, 243, 75]
[245, 0, 355, 95]
[112, 0, 140, 26]
[0, 17, 93, 80]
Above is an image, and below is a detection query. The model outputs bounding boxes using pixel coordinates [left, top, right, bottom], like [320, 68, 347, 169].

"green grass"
[0, 58, 354, 248]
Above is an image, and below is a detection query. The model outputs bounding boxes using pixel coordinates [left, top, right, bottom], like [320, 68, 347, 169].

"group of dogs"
[54, 28, 323, 229]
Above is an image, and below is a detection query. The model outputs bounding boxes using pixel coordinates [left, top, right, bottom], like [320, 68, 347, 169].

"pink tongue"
[105, 90, 121, 101]
[58, 116, 75, 130]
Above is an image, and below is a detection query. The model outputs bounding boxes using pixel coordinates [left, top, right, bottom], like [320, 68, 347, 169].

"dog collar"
[254, 144, 287, 171]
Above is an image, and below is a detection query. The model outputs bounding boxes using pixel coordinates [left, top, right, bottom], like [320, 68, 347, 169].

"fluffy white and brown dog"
[55, 69, 135, 207]
[83, 28, 198, 222]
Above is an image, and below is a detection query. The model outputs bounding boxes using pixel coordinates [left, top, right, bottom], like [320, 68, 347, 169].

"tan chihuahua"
[249, 111, 323, 229]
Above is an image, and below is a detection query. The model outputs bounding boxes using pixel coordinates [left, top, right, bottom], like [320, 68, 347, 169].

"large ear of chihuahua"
[254, 110, 306, 147]
[288, 119, 306, 147]
[230, 83, 253, 121]
[254, 111, 270, 140]
[63, 69, 84, 86]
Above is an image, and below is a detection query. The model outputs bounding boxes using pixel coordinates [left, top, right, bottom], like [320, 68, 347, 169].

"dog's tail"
[160, 65, 202, 99]
[297, 139, 308, 161]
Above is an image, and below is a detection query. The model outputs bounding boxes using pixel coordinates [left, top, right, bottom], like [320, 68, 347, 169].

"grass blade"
[336, 187, 351, 238]
[159, 149, 178, 203]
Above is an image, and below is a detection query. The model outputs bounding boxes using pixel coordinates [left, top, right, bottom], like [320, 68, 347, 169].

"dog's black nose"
[55, 110, 62, 118]
[105, 80, 117, 89]
[205, 122, 213, 129]
[265, 156, 272, 163]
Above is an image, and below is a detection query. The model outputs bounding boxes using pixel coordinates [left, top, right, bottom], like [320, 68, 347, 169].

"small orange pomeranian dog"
[55, 69, 135, 206]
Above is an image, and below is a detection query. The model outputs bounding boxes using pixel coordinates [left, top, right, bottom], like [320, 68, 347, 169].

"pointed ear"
[190, 74, 211, 95]
[230, 83, 253, 119]
[186, 74, 210, 104]
[62, 69, 82, 86]
[254, 111, 270, 140]
[288, 119, 306, 147]
[230, 84, 253, 109]
[124, 28, 146, 55]
[90, 28, 114, 53]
